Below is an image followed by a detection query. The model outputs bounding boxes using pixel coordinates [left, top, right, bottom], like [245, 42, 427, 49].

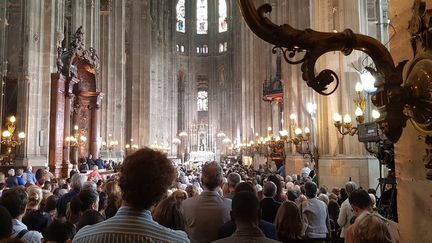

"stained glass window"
[196, 0, 208, 34]
[219, 0, 228, 32]
[197, 91, 208, 111]
[176, 0, 186, 33]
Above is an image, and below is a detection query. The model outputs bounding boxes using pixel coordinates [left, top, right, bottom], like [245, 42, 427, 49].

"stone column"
[100, 0, 126, 148]
[63, 92, 72, 164]
[0, 0, 7, 124]
[48, 73, 65, 177]
[389, 1, 432, 241]
[90, 95, 101, 158]
[15, 0, 65, 167]
[71, 0, 100, 52]
[125, 0, 151, 147]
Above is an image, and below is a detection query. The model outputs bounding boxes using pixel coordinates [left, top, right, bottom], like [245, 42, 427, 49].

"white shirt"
[11, 219, 43, 243]
[301, 166, 311, 177]
[337, 198, 355, 238]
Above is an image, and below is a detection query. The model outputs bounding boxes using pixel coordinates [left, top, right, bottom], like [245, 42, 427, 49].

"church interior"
[0, 0, 431, 241]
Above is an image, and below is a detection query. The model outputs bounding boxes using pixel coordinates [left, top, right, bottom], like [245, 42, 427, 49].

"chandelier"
[1, 116, 25, 163]
[64, 125, 87, 148]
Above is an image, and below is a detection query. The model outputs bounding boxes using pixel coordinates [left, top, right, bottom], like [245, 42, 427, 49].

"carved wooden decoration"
[49, 27, 103, 178]
[237, 0, 432, 144]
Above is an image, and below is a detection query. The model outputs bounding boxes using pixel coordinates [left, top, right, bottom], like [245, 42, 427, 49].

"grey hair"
[7, 168, 15, 176]
[345, 181, 358, 194]
[263, 181, 277, 197]
[70, 173, 86, 189]
[227, 172, 241, 187]
[82, 181, 97, 191]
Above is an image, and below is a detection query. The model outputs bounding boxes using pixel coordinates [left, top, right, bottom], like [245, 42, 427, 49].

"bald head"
[201, 162, 223, 191]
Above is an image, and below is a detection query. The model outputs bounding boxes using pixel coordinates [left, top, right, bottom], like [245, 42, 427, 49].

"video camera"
[358, 122, 395, 172]
[357, 122, 381, 143]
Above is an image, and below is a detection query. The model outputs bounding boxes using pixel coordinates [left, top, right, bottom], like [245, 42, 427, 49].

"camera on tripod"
[357, 122, 395, 174]
[357, 122, 397, 221]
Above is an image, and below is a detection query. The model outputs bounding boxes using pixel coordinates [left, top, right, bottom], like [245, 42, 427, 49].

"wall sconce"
[333, 81, 381, 137]
[1, 116, 25, 164]
[237, 0, 432, 146]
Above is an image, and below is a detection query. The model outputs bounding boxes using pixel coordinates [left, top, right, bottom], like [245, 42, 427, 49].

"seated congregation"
[0, 148, 399, 243]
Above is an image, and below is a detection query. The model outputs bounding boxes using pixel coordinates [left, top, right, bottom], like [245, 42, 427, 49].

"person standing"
[301, 181, 329, 240]
[212, 191, 280, 243]
[0, 187, 43, 242]
[73, 148, 189, 243]
[337, 181, 358, 239]
[56, 173, 86, 217]
[345, 189, 399, 243]
[260, 181, 281, 223]
[24, 166, 37, 185]
[300, 161, 311, 178]
[182, 161, 231, 243]
[6, 169, 18, 188]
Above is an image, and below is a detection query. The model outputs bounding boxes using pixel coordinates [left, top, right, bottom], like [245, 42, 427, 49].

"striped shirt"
[73, 206, 190, 243]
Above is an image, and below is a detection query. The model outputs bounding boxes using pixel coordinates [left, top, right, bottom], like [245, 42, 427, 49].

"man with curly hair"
[73, 148, 190, 243]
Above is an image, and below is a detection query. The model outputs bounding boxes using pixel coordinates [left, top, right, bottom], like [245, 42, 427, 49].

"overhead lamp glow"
[279, 130, 288, 136]
[360, 71, 377, 93]
[333, 113, 342, 122]
[355, 82, 364, 92]
[295, 128, 302, 135]
[343, 114, 352, 124]
[355, 107, 364, 117]
[304, 127, 310, 134]
[306, 102, 317, 115]
[2, 131, 10, 137]
[372, 109, 381, 119]
[290, 113, 297, 120]
[9, 116, 16, 123]
[18, 132, 26, 139]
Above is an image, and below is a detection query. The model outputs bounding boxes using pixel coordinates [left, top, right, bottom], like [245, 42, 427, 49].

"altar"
[188, 151, 215, 162]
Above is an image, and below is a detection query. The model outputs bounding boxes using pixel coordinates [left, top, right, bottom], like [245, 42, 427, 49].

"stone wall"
[388, 0, 432, 241]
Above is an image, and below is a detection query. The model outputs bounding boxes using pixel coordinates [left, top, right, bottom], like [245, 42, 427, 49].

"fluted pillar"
[100, 0, 126, 149]
[71, 0, 100, 52]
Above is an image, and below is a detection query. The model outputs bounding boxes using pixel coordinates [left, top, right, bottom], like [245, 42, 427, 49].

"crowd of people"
[0, 148, 399, 243]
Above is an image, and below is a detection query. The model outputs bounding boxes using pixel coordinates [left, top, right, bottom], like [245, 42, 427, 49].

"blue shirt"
[73, 206, 190, 243]
[17, 176, 25, 186]
[25, 171, 36, 184]
[11, 219, 43, 243]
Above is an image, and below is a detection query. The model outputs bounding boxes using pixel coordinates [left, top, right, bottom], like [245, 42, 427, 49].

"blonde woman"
[22, 185, 52, 233]
[350, 212, 394, 243]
